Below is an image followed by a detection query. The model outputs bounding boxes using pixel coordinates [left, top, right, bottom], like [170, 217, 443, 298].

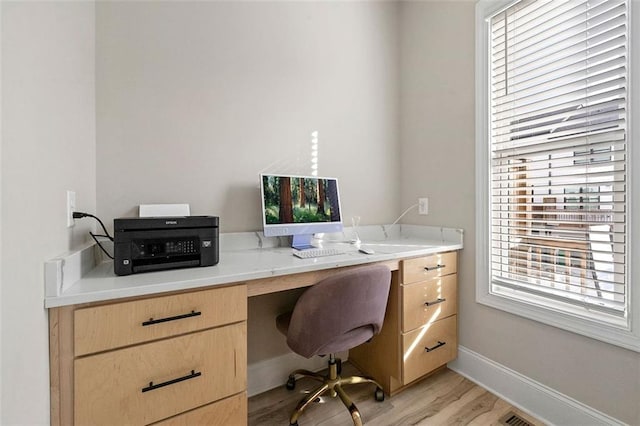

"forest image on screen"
[263, 176, 340, 225]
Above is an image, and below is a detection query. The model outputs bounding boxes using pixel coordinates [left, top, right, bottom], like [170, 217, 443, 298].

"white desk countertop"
[44, 224, 463, 308]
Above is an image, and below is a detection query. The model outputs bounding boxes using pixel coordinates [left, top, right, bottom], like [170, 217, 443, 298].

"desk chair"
[276, 264, 392, 426]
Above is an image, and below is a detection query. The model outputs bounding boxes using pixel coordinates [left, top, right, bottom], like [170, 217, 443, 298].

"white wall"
[0, 2, 96, 424]
[398, 2, 640, 424]
[96, 1, 400, 232]
[95, 1, 401, 368]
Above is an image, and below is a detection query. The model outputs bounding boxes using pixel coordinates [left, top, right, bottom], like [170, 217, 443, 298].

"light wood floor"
[249, 363, 544, 426]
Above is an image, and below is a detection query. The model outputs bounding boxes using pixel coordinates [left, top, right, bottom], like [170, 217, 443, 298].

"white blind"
[490, 0, 628, 316]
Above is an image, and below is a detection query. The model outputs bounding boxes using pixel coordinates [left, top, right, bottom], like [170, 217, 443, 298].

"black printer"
[113, 216, 219, 276]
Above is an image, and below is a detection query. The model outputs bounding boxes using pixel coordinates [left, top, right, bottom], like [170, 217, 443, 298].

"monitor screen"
[260, 174, 343, 248]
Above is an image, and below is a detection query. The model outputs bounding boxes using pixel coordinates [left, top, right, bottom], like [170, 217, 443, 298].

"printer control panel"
[133, 237, 199, 258]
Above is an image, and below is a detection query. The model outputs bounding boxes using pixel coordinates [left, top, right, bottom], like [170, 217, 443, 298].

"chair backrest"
[286, 264, 392, 358]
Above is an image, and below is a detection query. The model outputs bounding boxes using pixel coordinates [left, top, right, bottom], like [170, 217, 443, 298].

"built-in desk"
[45, 224, 463, 425]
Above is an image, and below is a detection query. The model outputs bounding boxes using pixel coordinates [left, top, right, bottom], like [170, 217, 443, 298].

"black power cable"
[73, 212, 114, 259]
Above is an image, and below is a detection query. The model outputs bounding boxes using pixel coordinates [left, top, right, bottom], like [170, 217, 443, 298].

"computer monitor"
[260, 174, 343, 249]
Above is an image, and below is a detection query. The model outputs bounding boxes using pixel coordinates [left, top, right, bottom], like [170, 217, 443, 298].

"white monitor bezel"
[259, 173, 344, 238]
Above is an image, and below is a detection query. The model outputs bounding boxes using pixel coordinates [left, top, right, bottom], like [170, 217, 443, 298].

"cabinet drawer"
[402, 315, 457, 385]
[402, 274, 457, 333]
[402, 252, 457, 284]
[74, 322, 247, 426]
[152, 392, 247, 426]
[74, 284, 247, 356]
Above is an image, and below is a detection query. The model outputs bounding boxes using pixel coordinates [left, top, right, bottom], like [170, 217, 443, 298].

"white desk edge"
[44, 224, 463, 308]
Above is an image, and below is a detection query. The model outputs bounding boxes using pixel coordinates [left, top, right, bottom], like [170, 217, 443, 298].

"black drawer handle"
[425, 341, 446, 353]
[142, 310, 201, 326]
[142, 370, 202, 393]
[424, 298, 446, 307]
[424, 264, 446, 272]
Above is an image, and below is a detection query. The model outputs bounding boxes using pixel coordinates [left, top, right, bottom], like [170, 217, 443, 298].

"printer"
[113, 216, 219, 276]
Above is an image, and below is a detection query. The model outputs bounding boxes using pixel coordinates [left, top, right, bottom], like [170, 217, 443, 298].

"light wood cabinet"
[401, 273, 457, 332]
[350, 251, 458, 395]
[50, 284, 247, 426]
[401, 315, 457, 384]
[151, 393, 247, 426]
[401, 251, 457, 284]
[74, 285, 246, 356]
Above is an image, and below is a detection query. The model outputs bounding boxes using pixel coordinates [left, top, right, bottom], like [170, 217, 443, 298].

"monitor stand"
[292, 234, 314, 250]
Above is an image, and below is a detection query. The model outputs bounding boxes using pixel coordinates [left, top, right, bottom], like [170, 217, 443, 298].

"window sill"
[476, 284, 640, 352]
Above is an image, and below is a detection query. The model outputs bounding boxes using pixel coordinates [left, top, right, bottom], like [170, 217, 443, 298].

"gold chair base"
[286, 356, 384, 426]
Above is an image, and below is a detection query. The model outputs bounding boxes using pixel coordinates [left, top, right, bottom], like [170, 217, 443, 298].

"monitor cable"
[390, 203, 418, 226]
[381, 203, 418, 238]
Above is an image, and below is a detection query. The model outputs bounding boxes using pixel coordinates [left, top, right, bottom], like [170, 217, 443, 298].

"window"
[476, 0, 640, 351]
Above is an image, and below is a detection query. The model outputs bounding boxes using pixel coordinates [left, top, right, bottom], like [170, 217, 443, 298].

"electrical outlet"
[418, 197, 429, 215]
[67, 190, 76, 227]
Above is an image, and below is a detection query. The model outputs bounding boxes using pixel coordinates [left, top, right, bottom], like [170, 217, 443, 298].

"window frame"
[475, 0, 640, 352]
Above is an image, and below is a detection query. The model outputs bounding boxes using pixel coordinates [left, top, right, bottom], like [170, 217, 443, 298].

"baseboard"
[248, 352, 338, 397]
[448, 346, 625, 426]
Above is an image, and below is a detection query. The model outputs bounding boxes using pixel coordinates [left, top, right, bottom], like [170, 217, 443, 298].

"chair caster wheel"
[374, 387, 385, 402]
[286, 375, 296, 390]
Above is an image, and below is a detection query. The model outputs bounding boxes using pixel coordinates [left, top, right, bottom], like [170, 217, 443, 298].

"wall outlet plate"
[418, 197, 429, 215]
[67, 190, 76, 227]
